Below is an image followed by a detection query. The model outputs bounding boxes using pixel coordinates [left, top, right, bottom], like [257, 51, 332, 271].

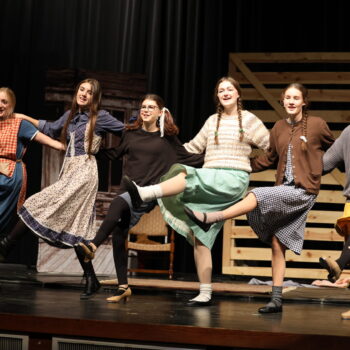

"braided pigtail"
[215, 104, 223, 145]
[237, 97, 244, 142]
[300, 108, 308, 151]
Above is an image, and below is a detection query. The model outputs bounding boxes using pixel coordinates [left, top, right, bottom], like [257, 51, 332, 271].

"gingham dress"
[0, 119, 38, 231]
[18, 110, 123, 248]
[247, 144, 316, 255]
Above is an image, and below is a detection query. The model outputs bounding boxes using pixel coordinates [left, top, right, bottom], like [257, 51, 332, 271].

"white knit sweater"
[184, 111, 270, 172]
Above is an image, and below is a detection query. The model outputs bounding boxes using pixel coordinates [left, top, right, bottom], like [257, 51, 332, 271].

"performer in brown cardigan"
[184, 83, 334, 313]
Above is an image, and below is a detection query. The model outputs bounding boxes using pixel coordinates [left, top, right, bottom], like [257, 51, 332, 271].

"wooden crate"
[223, 52, 350, 279]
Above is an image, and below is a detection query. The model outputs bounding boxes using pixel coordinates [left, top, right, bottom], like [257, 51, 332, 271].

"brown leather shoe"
[77, 243, 95, 263]
[319, 257, 342, 282]
[341, 310, 350, 320]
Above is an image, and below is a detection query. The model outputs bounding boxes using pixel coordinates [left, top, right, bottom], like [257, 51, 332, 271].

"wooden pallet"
[223, 52, 350, 280]
[222, 172, 345, 280]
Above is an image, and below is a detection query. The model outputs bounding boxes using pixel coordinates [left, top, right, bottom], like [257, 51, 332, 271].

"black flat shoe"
[184, 206, 212, 232]
[122, 175, 143, 209]
[258, 304, 282, 314]
[186, 299, 212, 307]
[319, 257, 341, 283]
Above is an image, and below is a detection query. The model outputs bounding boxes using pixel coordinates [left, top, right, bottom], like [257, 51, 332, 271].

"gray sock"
[266, 286, 283, 308]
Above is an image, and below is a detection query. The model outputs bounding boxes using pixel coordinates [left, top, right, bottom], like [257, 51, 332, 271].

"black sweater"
[99, 129, 204, 192]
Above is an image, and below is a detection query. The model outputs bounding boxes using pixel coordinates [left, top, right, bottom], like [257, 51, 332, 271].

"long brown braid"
[213, 76, 243, 145]
[301, 108, 308, 151]
[281, 83, 309, 151]
[237, 97, 244, 142]
[214, 104, 223, 145]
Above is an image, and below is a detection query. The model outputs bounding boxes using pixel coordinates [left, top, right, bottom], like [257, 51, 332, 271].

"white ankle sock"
[136, 183, 163, 202]
[190, 283, 212, 302]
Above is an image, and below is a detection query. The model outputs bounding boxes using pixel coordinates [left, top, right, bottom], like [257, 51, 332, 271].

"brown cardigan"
[251, 116, 334, 195]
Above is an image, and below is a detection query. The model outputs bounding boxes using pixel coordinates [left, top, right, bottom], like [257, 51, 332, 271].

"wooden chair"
[127, 205, 175, 279]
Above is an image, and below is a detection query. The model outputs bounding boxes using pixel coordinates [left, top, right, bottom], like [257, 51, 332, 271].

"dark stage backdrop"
[1, 0, 350, 272]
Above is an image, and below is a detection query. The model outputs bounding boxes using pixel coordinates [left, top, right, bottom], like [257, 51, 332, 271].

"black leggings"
[91, 196, 131, 285]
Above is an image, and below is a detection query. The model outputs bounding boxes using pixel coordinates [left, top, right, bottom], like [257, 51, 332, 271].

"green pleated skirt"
[158, 164, 249, 249]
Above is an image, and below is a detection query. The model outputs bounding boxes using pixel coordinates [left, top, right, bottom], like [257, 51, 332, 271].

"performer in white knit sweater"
[123, 76, 270, 306]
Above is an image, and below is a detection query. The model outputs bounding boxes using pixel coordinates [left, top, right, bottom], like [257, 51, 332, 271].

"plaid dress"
[247, 145, 316, 254]
[0, 118, 38, 231]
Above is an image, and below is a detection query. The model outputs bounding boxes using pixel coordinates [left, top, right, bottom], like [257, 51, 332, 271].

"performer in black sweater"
[78, 94, 203, 302]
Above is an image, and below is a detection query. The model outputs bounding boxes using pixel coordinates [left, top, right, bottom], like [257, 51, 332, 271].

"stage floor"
[0, 265, 350, 349]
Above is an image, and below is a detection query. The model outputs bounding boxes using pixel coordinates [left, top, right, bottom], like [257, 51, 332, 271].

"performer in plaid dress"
[0, 87, 64, 234]
[184, 83, 334, 313]
[123, 77, 270, 306]
[0, 80, 124, 299]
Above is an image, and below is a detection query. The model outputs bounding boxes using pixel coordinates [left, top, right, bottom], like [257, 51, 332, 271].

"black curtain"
[1, 0, 350, 270]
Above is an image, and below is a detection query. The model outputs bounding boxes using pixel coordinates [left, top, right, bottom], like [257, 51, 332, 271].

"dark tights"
[91, 196, 131, 285]
[336, 236, 350, 269]
[6, 219, 27, 242]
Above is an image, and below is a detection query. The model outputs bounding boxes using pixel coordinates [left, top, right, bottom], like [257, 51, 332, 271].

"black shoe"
[184, 206, 212, 232]
[122, 175, 143, 209]
[186, 299, 212, 307]
[319, 257, 342, 283]
[80, 274, 101, 300]
[258, 304, 282, 314]
[0, 236, 12, 263]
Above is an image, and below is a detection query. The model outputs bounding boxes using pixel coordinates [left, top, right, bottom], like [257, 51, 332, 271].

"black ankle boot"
[75, 246, 100, 299]
[80, 271, 101, 300]
[0, 236, 13, 263]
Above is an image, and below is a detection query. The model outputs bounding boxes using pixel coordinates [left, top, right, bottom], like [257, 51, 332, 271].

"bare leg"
[184, 192, 258, 232]
[194, 239, 212, 284]
[258, 236, 285, 314]
[221, 192, 258, 220]
[271, 235, 286, 286]
[158, 172, 187, 197]
[187, 239, 212, 306]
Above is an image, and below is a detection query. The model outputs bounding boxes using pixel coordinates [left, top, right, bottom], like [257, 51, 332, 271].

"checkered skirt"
[247, 145, 316, 254]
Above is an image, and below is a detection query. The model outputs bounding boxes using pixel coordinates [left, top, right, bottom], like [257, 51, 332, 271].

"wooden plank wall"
[222, 52, 350, 280]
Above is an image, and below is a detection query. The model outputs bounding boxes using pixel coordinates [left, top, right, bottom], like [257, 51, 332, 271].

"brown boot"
[319, 257, 342, 282]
